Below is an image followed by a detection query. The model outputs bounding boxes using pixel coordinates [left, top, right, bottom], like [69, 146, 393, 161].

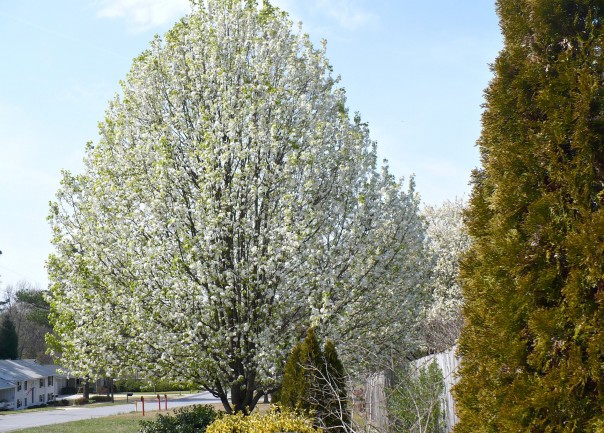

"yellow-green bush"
[206, 407, 322, 433]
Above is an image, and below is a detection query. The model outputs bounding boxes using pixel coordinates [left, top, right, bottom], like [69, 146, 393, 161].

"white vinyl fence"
[363, 372, 388, 431]
[414, 345, 460, 432]
[361, 345, 460, 433]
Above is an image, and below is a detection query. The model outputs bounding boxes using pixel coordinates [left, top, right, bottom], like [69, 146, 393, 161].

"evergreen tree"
[455, 1, 604, 431]
[321, 340, 349, 433]
[280, 328, 323, 413]
[280, 330, 349, 431]
[0, 315, 18, 360]
[279, 342, 306, 408]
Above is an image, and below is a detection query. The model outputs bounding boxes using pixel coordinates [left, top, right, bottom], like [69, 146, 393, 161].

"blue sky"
[0, 0, 502, 289]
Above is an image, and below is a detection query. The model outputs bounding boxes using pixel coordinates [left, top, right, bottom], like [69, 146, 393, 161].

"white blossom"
[47, 0, 428, 413]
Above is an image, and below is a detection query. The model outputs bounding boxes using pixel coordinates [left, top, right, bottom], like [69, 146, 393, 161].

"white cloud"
[313, 0, 377, 30]
[95, 0, 191, 33]
[94, 0, 376, 33]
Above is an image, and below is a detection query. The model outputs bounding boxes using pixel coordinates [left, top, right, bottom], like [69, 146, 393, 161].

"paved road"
[0, 391, 221, 432]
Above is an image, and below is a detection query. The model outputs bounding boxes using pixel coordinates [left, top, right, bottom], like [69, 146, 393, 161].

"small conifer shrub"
[279, 328, 348, 432]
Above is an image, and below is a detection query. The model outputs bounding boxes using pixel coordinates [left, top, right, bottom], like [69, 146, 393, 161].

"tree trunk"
[83, 377, 90, 400]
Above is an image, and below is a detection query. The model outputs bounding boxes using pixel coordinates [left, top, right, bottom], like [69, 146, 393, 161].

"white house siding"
[0, 379, 15, 409]
[0, 360, 60, 410]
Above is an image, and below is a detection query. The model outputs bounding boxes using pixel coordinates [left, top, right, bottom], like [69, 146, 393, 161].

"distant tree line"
[0, 281, 51, 362]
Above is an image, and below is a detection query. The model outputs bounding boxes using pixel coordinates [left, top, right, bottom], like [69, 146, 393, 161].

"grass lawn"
[7, 403, 228, 433]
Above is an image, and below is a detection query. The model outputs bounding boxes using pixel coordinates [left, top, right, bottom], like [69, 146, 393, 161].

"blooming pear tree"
[421, 198, 471, 351]
[423, 199, 471, 317]
[47, 0, 427, 413]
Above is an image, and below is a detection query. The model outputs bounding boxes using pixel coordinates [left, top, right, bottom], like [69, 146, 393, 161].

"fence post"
[141, 396, 145, 416]
[164, 394, 168, 411]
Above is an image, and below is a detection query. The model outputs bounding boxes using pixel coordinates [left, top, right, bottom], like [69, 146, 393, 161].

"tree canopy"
[48, 0, 427, 413]
[3, 281, 52, 362]
[0, 316, 18, 360]
[455, 0, 604, 431]
[421, 198, 470, 352]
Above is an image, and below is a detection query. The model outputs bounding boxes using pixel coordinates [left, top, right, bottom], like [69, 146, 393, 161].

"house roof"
[0, 360, 58, 382]
[0, 379, 13, 390]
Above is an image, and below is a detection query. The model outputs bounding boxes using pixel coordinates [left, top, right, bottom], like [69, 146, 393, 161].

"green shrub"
[388, 359, 445, 433]
[279, 339, 309, 408]
[140, 379, 193, 393]
[116, 378, 193, 393]
[114, 378, 144, 393]
[138, 404, 218, 433]
[90, 396, 113, 403]
[74, 397, 89, 405]
[321, 340, 348, 432]
[60, 386, 77, 395]
[280, 329, 348, 432]
[205, 407, 321, 433]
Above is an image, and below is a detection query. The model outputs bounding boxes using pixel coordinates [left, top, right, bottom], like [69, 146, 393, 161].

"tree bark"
[83, 377, 90, 400]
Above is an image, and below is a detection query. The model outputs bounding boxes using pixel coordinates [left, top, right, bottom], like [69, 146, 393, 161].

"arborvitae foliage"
[279, 342, 307, 408]
[280, 328, 323, 413]
[304, 328, 324, 387]
[0, 315, 18, 360]
[321, 340, 349, 433]
[280, 329, 349, 431]
[455, 1, 604, 432]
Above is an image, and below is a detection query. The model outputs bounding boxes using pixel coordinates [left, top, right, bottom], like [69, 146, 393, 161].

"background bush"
[138, 404, 217, 433]
[48, 399, 70, 406]
[140, 379, 193, 393]
[90, 396, 113, 403]
[115, 378, 194, 393]
[60, 386, 77, 395]
[114, 378, 143, 393]
[388, 359, 445, 433]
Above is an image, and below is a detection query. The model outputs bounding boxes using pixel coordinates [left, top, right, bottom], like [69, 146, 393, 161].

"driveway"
[0, 391, 221, 432]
